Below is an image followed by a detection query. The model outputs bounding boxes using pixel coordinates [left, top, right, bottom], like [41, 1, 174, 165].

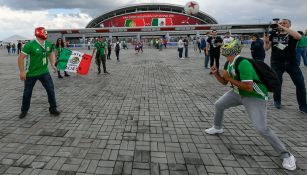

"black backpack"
[225, 57, 280, 92]
[115, 43, 120, 51]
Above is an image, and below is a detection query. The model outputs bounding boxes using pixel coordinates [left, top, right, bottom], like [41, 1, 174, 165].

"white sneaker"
[282, 154, 296, 171]
[205, 126, 224, 134]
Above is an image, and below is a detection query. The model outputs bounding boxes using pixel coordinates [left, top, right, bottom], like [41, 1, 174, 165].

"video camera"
[270, 18, 281, 33]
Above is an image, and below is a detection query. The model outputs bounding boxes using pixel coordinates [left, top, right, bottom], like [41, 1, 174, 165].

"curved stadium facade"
[86, 3, 218, 28]
[47, 3, 269, 43]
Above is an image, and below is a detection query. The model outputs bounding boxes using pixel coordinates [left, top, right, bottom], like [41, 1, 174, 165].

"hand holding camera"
[270, 18, 284, 33]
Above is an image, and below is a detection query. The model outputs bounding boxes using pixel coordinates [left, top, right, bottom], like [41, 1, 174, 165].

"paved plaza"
[0, 46, 307, 175]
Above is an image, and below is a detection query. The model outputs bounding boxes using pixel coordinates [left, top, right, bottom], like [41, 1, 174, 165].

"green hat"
[221, 39, 242, 57]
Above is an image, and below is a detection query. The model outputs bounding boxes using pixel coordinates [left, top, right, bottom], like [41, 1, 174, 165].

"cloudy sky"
[0, 0, 306, 40]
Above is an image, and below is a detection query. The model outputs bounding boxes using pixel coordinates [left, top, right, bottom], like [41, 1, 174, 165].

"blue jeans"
[271, 62, 307, 110]
[296, 47, 307, 66]
[184, 46, 188, 58]
[204, 54, 210, 68]
[21, 73, 57, 112]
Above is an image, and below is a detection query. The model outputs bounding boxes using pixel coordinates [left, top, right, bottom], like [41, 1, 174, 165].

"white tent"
[2, 35, 31, 43]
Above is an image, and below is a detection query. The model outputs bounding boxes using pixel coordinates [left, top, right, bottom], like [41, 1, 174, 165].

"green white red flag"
[57, 48, 92, 75]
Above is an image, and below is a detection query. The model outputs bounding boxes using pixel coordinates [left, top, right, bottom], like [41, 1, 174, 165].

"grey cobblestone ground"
[0, 47, 307, 175]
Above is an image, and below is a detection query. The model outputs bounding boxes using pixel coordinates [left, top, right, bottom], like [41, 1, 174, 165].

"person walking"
[296, 31, 307, 66]
[87, 40, 91, 50]
[183, 37, 189, 58]
[17, 41, 22, 54]
[206, 39, 297, 171]
[250, 33, 265, 61]
[207, 30, 223, 73]
[114, 39, 120, 62]
[6, 43, 11, 54]
[92, 36, 109, 74]
[264, 19, 307, 113]
[107, 40, 112, 60]
[222, 32, 233, 45]
[11, 43, 16, 54]
[17, 27, 60, 119]
[177, 37, 184, 59]
[55, 38, 69, 78]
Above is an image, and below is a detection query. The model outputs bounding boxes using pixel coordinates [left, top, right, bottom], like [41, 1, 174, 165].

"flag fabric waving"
[57, 48, 92, 75]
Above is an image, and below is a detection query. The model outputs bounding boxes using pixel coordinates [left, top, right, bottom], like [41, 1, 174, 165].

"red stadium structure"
[47, 3, 269, 46]
[86, 3, 217, 28]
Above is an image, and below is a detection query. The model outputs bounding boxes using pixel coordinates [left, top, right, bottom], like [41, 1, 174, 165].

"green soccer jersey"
[225, 56, 268, 100]
[94, 41, 106, 56]
[55, 46, 64, 60]
[22, 39, 54, 77]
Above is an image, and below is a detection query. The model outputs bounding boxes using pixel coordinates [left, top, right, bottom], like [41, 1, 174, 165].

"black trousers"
[115, 51, 120, 60]
[96, 54, 107, 73]
[210, 52, 221, 70]
[107, 49, 111, 59]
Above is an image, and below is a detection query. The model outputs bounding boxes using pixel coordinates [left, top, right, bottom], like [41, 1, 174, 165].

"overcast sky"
[0, 0, 306, 40]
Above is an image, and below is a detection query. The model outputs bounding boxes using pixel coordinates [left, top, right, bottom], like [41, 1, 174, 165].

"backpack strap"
[231, 57, 268, 99]
[233, 57, 244, 81]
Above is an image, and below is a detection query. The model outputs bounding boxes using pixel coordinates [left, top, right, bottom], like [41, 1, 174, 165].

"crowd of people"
[4, 41, 23, 55]
[14, 19, 307, 171]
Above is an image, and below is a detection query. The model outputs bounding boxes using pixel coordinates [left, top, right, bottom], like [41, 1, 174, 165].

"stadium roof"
[86, 3, 218, 28]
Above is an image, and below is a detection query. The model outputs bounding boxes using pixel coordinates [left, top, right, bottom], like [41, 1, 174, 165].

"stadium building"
[86, 3, 218, 28]
[47, 3, 269, 45]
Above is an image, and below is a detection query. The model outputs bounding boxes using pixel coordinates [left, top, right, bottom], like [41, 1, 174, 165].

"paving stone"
[0, 48, 305, 174]
[31, 162, 46, 169]
[5, 167, 24, 174]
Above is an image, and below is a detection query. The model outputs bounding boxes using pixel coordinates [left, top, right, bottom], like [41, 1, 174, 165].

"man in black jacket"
[207, 30, 223, 73]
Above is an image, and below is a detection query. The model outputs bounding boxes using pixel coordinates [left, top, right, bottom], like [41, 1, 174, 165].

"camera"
[270, 18, 280, 29]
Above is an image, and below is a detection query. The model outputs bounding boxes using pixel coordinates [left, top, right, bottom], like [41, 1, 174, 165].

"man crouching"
[205, 40, 296, 171]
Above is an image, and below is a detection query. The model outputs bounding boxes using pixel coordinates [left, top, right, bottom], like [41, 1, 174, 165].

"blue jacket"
[251, 38, 265, 61]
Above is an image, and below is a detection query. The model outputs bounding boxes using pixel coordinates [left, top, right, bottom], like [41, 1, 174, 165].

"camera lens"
[270, 24, 278, 28]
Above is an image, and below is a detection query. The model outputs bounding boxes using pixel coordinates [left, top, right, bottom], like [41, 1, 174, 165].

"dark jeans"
[210, 52, 221, 70]
[115, 51, 120, 61]
[271, 62, 307, 109]
[178, 48, 183, 58]
[96, 54, 107, 73]
[184, 46, 188, 58]
[21, 73, 57, 112]
[107, 49, 111, 60]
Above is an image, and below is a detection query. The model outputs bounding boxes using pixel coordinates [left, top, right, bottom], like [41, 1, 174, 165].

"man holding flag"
[18, 27, 60, 119]
[92, 36, 109, 74]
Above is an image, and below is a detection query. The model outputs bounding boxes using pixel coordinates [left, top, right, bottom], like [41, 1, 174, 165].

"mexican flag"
[151, 18, 172, 26]
[125, 19, 145, 27]
[57, 48, 92, 75]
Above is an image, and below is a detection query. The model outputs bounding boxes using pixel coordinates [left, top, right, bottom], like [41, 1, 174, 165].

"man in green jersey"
[205, 40, 296, 171]
[92, 36, 109, 74]
[17, 27, 60, 119]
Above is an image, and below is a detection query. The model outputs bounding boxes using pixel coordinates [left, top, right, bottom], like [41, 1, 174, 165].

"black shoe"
[98, 71, 101, 74]
[50, 109, 60, 116]
[58, 75, 63, 79]
[64, 73, 70, 77]
[19, 112, 27, 119]
[104, 71, 110, 74]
